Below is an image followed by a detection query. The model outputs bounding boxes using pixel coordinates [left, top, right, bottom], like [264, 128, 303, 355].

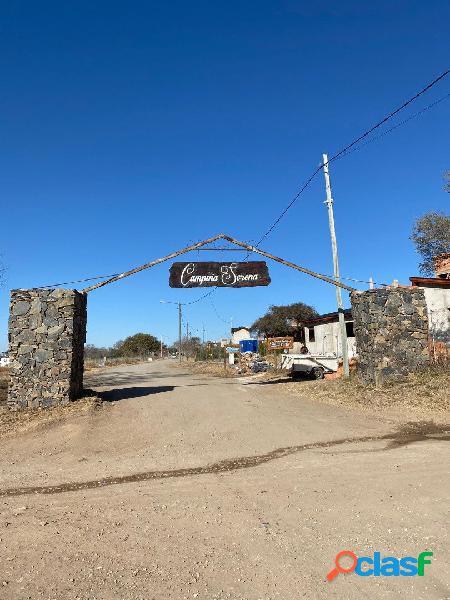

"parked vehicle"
[280, 353, 338, 379]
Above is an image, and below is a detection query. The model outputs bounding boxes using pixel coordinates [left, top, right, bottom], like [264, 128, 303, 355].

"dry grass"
[0, 394, 102, 438]
[0, 366, 9, 405]
[183, 360, 240, 378]
[84, 357, 150, 371]
[0, 364, 105, 437]
[261, 365, 450, 421]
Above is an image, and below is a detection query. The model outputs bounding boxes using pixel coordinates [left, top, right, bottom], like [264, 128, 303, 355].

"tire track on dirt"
[1, 423, 448, 497]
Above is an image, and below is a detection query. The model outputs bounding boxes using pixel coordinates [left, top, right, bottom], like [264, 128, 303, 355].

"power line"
[254, 70, 450, 248]
[160, 72, 450, 313]
[36, 273, 120, 289]
[319, 273, 388, 287]
[184, 288, 216, 304]
[34, 72, 449, 297]
[210, 299, 231, 325]
[340, 91, 450, 160]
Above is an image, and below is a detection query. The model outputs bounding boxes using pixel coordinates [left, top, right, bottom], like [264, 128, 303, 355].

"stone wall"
[351, 287, 430, 384]
[8, 288, 87, 409]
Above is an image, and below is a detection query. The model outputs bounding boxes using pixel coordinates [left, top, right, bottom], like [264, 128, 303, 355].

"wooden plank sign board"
[169, 262, 271, 288]
[267, 337, 294, 350]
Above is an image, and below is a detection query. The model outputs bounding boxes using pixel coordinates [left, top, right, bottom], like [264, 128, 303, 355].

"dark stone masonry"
[8, 288, 87, 409]
[351, 287, 430, 384]
[5, 285, 434, 410]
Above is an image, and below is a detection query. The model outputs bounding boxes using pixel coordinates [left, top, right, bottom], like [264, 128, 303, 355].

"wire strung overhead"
[253, 69, 450, 248]
[35, 273, 120, 289]
[32, 70, 449, 292]
[210, 299, 232, 325]
[339, 91, 450, 160]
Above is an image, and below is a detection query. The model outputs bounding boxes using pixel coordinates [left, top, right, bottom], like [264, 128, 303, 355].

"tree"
[84, 344, 112, 359]
[411, 212, 450, 275]
[173, 336, 201, 358]
[251, 302, 318, 337]
[114, 333, 160, 357]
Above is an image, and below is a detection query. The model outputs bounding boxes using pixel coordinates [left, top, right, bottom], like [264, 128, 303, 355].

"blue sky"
[1, 1, 449, 349]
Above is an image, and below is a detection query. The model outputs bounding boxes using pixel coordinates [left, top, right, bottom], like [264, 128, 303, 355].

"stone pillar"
[351, 287, 430, 385]
[8, 289, 87, 409]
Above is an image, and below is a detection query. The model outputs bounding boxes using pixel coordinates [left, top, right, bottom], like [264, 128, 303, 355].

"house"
[410, 253, 450, 346]
[292, 309, 357, 358]
[231, 326, 252, 345]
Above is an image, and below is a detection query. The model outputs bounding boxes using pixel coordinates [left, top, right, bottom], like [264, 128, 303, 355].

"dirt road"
[1, 361, 448, 599]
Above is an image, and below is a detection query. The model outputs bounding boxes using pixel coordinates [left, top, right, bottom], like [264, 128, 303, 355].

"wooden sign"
[267, 337, 294, 350]
[169, 262, 271, 288]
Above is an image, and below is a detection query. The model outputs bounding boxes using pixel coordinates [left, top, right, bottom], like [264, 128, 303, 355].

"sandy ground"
[0, 361, 449, 599]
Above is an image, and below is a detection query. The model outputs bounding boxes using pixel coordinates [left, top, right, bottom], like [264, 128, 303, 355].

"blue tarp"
[239, 339, 259, 353]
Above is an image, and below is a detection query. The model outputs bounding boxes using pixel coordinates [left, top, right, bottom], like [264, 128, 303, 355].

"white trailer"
[280, 353, 339, 379]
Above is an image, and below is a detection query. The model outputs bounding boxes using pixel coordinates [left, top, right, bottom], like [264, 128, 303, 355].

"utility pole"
[160, 335, 163, 359]
[186, 322, 189, 360]
[160, 299, 183, 364]
[178, 302, 182, 364]
[322, 153, 349, 378]
[202, 324, 205, 345]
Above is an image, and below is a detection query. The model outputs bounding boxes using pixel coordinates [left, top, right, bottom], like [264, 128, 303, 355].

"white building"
[292, 309, 357, 358]
[231, 327, 252, 345]
[410, 276, 450, 346]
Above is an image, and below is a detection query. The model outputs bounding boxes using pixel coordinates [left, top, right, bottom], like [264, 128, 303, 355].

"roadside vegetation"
[0, 394, 101, 438]
[411, 211, 450, 275]
[84, 333, 167, 369]
[185, 357, 449, 421]
[259, 364, 449, 421]
[251, 302, 317, 337]
[85, 333, 163, 360]
[0, 366, 8, 405]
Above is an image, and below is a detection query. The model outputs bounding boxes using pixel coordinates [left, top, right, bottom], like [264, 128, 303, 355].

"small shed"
[298, 309, 357, 358]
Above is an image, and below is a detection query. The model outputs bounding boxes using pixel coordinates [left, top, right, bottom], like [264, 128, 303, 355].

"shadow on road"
[247, 376, 294, 385]
[100, 386, 176, 402]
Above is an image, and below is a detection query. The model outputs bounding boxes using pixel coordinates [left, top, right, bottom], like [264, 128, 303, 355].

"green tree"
[115, 333, 160, 357]
[251, 302, 318, 337]
[411, 212, 450, 275]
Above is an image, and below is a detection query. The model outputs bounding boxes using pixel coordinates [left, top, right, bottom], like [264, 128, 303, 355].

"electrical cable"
[35, 273, 120, 289]
[33, 72, 449, 294]
[184, 287, 216, 304]
[210, 299, 232, 325]
[339, 91, 450, 160]
[253, 70, 450, 248]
